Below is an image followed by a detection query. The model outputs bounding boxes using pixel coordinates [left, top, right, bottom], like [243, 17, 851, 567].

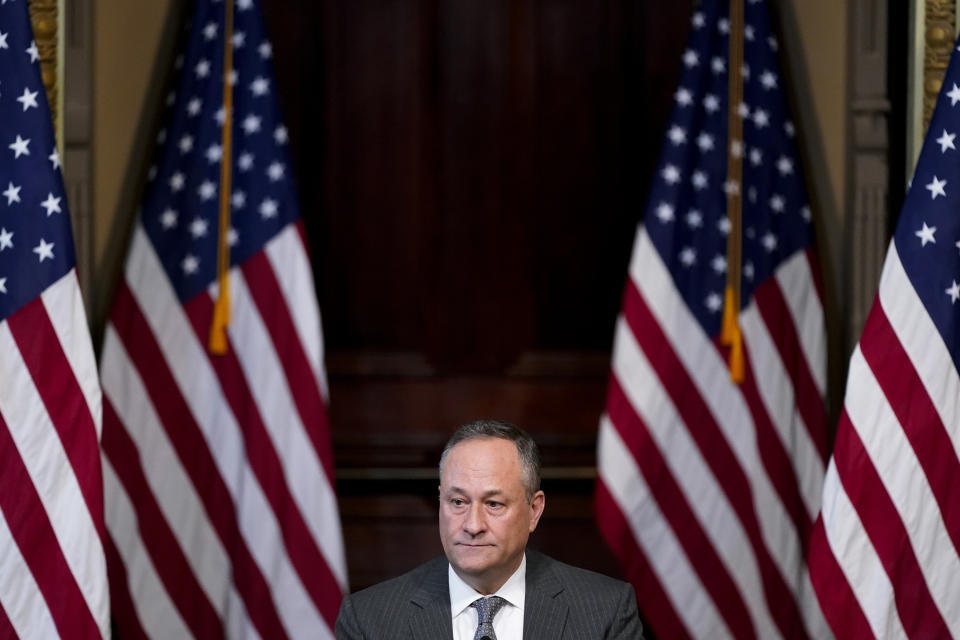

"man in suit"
[335, 419, 644, 639]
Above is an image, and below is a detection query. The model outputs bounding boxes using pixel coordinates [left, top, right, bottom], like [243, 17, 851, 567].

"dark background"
[261, 0, 693, 591]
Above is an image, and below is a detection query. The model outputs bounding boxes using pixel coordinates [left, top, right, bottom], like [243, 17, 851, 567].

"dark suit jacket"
[334, 549, 644, 639]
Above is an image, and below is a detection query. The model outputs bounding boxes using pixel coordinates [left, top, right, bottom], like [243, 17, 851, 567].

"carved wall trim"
[27, 0, 60, 143]
[846, 0, 890, 356]
[923, 1, 955, 130]
[909, 0, 958, 175]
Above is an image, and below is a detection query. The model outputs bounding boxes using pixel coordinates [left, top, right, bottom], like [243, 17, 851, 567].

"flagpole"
[720, 0, 745, 383]
[210, 0, 235, 354]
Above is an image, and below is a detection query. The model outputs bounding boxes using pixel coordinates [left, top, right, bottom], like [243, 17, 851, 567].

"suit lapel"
[408, 557, 453, 640]
[523, 551, 568, 640]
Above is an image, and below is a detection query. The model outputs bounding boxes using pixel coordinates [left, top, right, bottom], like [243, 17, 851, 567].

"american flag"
[595, 1, 832, 638]
[0, 2, 109, 638]
[805, 33, 960, 639]
[99, 0, 347, 637]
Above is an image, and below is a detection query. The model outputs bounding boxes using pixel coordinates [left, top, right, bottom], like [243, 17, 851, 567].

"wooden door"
[263, 0, 692, 590]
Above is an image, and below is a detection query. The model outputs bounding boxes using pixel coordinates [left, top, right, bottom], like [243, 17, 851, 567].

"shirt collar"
[449, 554, 527, 618]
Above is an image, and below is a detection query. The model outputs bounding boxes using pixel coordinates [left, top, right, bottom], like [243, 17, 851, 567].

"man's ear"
[528, 490, 546, 532]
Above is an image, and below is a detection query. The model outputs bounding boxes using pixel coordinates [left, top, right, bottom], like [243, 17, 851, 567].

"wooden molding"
[335, 465, 596, 481]
[326, 349, 610, 378]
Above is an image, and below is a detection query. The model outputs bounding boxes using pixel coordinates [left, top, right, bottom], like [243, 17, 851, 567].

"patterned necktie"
[470, 595, 507, 640]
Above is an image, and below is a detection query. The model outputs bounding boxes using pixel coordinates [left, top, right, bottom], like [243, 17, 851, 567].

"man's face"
[438, 437, 545, 594]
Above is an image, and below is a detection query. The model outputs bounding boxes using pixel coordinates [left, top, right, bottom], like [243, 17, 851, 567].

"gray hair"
[439, 419, 541, 502]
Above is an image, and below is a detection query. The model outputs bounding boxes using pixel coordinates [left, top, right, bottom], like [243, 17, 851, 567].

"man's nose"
[463, 503, 486, 535]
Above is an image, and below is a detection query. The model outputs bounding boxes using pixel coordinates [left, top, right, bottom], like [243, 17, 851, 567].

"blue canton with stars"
[142, 0, 299, 303]
[0, 0, 76, 322]
[643, 0, 814, 338]
[895, 34, 960, 373]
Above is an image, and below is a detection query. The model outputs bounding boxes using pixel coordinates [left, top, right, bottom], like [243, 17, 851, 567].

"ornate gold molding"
[908, 0, 959, 176]
[27, 0, 60, 147]
[923, 0, 956, 131]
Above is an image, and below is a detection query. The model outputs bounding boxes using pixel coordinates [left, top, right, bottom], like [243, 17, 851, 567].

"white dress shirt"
[449, 554, 526, 640]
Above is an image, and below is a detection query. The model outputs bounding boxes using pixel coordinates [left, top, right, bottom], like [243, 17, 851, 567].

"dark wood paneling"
[330, 370, 609, 468]
[338, 476, 616, 592]
[262, 0, 692, 594]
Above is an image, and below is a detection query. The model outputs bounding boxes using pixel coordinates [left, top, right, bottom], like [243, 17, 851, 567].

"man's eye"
[487, 501, 503, 508]
[451, 498, 465, 506]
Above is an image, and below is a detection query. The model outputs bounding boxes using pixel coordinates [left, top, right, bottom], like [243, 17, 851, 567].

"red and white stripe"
[101, 222, 346, 639]
[596, 227, 831, 639]
[808, 242, 960, 638]
[0, 269, 110, 639]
